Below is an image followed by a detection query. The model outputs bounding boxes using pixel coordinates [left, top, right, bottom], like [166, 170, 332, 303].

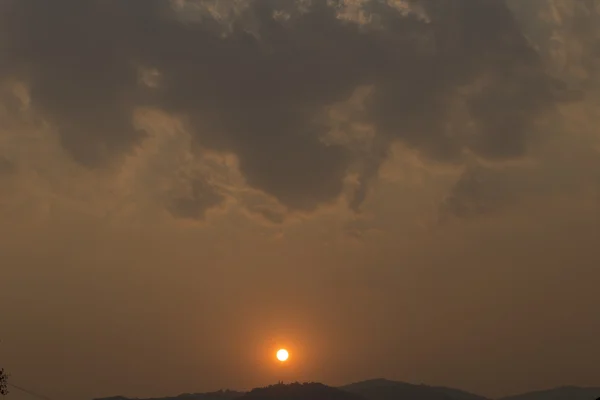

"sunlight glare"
[276, 348, 289, 362]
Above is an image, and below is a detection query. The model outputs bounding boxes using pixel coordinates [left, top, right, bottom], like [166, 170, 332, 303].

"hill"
[241, 382, 365, 400]
[94, 381, 600, 400]
[341, 379, 488, 400]
[429, 385, 489, 400]
[96, 390, 244, 400]
[498, 386, 600, 400]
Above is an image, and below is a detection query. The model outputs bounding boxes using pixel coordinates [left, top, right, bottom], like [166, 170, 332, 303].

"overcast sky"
[1, 1, 599, 400]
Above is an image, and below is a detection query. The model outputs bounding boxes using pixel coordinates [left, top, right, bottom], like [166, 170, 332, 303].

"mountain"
[94, 381, 600, 400]
[341, 378, 488, 400]
[498, 386, 600, 400]
[430, 385, 489, 400]
[95, 390, 244, 400]
[240, 382, 366, 400]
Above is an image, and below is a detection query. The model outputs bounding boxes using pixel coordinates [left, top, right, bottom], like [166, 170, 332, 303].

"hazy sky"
[1, 1, 599, 399]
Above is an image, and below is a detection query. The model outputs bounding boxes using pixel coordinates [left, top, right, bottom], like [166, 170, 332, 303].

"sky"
[1, 0, 599, 399]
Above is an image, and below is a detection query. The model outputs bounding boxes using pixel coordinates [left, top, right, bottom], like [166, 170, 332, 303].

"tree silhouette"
[0, 368, 8, 396]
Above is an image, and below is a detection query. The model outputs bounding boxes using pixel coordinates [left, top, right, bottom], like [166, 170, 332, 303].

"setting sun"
[276, 348, 289, 362]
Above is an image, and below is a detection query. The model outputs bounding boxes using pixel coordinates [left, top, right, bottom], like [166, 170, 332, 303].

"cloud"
[0, 0, 597, 220]
[167, 178, 225, 220]
[0, 156, 14, 175]
[506, 0, 600, 88]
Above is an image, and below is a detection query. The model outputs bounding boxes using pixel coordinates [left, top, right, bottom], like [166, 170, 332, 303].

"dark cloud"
[0, 156, 14, 175]
[245, 203, 287, 225]
[370, 0, 562, 160]
[507, 0, 600, 90]
[0, 80, 31, 131]
[168, 178, 224, 220]
[439, 164, 514, 221]
[0, 0, 575, 214]
[253, 208, 287, 225]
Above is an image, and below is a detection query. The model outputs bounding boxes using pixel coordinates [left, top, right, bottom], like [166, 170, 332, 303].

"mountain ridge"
[94, 379, 485, 400]
[94, 380, 600, 400]
[341, 378, 488, 400]
[497, 385, 600, 400]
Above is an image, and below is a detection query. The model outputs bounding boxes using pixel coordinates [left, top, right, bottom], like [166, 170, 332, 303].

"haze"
[1, 1, 599, 400]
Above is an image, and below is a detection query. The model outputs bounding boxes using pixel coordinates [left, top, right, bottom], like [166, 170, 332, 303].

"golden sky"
[1, 1, 599, 399]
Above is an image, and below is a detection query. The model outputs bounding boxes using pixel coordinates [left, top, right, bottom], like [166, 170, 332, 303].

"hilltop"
[95, 380, 600, 400]
[241, 382, 364, 400]
[96, 390, 244, 400]
[95, 379, 487, 400]
[498, 385, 600, 400]
[341, 379, 487, 400]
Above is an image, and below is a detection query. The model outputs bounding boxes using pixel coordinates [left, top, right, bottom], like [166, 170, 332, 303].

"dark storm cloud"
[0, 0, 572, 214]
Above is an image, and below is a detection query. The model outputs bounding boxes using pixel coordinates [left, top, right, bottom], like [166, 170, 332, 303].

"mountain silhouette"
[341, 378, 487, 400]
[95, 380, 600, 400]
[498, 386, 600, 400]
[96, 390, 244, 400]
[240, 382, 365, 400]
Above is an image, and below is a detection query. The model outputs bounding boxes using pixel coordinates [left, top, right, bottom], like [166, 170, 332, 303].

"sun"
[276, 348, 289, 362]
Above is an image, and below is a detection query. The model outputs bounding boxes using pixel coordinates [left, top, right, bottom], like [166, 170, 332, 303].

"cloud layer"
[3, 0, 594, 219]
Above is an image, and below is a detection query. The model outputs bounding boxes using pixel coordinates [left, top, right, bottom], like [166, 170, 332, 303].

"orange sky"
[1, 1, 599, 400]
